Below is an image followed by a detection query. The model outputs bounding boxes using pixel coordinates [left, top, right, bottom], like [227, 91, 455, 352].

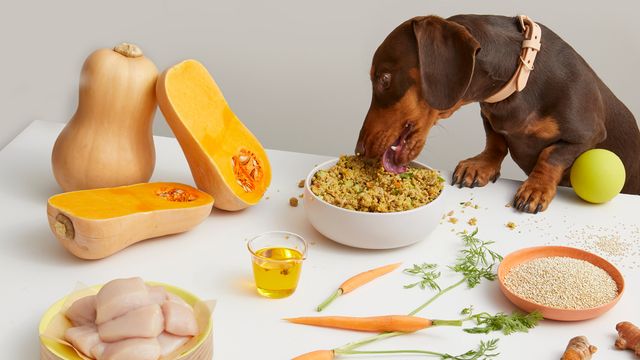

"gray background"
[2, 0, 638, 180]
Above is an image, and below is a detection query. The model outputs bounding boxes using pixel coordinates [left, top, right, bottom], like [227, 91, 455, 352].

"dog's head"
[355, 16, 480, 172]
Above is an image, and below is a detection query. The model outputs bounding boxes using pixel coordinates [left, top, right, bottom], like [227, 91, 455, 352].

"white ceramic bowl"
[303, 158, 446, 249]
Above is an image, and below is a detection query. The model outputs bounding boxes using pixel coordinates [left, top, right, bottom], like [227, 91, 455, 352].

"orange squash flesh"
[156, 60, 271, 211]
[47, 182, 214, 260]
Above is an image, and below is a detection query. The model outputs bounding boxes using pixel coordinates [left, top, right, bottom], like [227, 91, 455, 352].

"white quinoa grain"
[504, 256, 618, 309]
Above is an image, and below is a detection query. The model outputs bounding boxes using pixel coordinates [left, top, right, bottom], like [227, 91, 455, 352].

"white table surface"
[1, 120, 638, 359]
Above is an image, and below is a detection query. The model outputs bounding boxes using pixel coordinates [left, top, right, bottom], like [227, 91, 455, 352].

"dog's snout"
[355, 139, 366, 156]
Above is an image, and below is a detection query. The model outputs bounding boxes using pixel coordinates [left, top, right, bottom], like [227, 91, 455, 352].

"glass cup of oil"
[247, 231, 307, 299]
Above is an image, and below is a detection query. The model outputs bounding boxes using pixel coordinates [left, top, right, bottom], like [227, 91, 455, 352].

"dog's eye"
[376, 73, 391, 91]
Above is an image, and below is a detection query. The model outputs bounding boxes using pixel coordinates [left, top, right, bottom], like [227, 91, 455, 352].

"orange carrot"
[286, 315, 432, 332]
[292, 349, 334, 360]
[316, 262, 402, 312]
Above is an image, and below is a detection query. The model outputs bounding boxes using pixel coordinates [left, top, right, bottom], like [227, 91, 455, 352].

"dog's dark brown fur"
[356, 15, 640, 213]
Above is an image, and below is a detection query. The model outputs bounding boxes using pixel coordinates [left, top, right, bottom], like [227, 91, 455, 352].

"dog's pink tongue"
[382, 147, 407, 174]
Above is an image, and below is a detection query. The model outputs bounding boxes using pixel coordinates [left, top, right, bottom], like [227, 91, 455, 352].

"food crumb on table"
[298, 179, 305, 188]
[460, 200, 480, 209]
[289, 197, 299, 207]
[506, 221, 517, 230]
[448, 217, 458, 224]
[468, 217, 477, 226]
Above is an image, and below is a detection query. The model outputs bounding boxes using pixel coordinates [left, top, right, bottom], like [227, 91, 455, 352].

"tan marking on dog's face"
[523, 116, 561, 140]
[358, 83, 439, 160]
[358, 68, 469, 162]
[358, 66, 469, 163]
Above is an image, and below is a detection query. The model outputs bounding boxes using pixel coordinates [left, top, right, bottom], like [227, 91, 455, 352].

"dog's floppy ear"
[413, 16, 480, 110]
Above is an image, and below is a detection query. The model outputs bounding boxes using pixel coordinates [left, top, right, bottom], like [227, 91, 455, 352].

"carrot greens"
[403, 263, 441, 291]
[334, 338, 500, 359]
[461, 306, 543, 335]
[294, 229, 541, 359]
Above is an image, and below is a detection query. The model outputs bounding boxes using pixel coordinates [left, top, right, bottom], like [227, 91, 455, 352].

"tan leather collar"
[484, 15, 542, 103]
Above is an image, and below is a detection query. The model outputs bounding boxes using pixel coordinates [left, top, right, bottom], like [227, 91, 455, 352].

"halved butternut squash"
[47, 182, 214, 260]
[156, 60, 271, 211]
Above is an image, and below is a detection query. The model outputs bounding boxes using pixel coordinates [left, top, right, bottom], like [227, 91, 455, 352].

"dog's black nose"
[355, 140, 365, 156]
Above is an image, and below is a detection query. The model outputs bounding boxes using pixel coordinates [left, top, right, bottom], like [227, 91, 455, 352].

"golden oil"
[251, 247, 303, 298]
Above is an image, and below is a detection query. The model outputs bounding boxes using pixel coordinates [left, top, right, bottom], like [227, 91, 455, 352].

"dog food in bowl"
[309, 155, 444, 213]
[303, 157, 446, 249]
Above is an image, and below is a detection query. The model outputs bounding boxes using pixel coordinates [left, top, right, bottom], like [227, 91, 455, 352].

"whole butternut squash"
[47, 182, 214, 259]
[52, 43, 158, 191]
[156, 60, 271, 211]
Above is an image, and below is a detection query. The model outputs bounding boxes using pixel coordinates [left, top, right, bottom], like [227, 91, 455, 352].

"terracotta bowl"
[39, 281, 213, 360]
[497, 246, 624, 321]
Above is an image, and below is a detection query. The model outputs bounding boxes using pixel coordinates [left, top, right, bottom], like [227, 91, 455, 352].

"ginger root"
[561, 336, 597, 360]
[615, 321, 640, 357]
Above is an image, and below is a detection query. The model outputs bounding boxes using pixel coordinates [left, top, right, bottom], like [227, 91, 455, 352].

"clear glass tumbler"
[247, 231, 307, 299]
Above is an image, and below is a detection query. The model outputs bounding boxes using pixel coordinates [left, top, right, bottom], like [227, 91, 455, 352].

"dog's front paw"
[513, 178, 557, 213]
[452, 156, 501, 188]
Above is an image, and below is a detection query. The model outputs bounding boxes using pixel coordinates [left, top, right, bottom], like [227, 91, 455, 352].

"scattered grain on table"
[506, 221, 517, 230]
[298, 179, 305, 188]
[504, 256, 618, 309]
[468, 217, 477, 226]
[460, 200, 481, 210]
[289, 197, 299, 207]
[563, 224, 640, 269]
[448, 217, 459, 224]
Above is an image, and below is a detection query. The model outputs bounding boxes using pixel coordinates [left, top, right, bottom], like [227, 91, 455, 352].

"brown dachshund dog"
[355, 14, 640, 213]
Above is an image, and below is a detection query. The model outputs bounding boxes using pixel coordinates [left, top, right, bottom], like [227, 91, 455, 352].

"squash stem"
[113, 43, 143, 58]
[316, 289, 343, 312]
[54, 214, 75, 240]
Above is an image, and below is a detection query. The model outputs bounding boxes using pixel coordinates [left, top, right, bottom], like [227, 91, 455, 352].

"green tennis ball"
[570, 149, 625, 203]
